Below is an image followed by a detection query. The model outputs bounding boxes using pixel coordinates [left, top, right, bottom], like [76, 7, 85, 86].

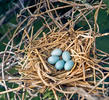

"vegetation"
[0, 0, 109, 100]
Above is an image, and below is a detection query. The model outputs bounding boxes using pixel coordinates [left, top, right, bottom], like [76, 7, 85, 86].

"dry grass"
[0, 0, 109, 100]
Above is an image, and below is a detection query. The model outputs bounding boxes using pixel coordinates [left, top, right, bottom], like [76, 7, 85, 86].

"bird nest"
[15, 27, 109, 99]
[1, 0, 109, 100]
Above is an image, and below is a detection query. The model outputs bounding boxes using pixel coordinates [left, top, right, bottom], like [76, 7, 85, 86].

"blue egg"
[51, 48, 62, 56]
[62, 51, 71, 61]
[55, 60, 65, 70]
[64, 60, 74, 71]
[48, 56, 59, 64]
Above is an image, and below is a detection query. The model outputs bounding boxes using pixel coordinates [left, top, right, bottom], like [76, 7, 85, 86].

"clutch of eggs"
[48, 48, 74, 71]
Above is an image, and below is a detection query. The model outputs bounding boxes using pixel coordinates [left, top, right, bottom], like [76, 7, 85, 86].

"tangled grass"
[0, 0, 109, 100]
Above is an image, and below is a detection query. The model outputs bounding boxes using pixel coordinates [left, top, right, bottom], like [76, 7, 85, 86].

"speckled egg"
[51, 48, 62, 56]
[64, 60, 74, 71]
[55, 60, 65, 70]
[48, 56, 59, 64]
[62, 51, 71, 61]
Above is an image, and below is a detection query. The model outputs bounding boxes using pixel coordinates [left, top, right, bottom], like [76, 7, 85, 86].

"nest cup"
[17, 27, 108, 99]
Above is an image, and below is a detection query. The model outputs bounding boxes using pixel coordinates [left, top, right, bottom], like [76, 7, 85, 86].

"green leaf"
[104, 0, 109, 8]
[96, 36, 109, 54]
[32, 97, 40, 100]
[97, 9, 109, 33]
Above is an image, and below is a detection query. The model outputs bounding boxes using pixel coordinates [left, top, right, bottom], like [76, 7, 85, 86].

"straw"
[0, 0, 109, 100]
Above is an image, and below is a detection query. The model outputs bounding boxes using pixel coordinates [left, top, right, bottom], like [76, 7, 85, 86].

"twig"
[0, 86, 23, 95]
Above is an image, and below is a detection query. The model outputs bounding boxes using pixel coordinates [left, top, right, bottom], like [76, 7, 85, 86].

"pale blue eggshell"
[48, 56, 59, 64]
[62, 51, 71, 61]
[55, 60, 65, 70]
[64, 60, 74, 71]
[51, 48, 62, 56]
